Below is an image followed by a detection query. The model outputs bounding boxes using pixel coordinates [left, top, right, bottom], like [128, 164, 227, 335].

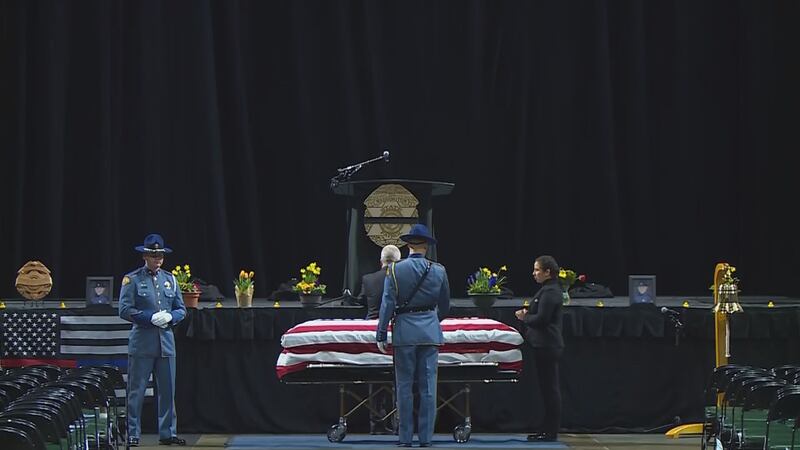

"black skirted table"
[3, 299, 797, 433]
[168, 301, 800, 434]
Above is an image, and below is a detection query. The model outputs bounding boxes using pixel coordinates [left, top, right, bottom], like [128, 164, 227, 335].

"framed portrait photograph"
[86, 276, 114, 307]
[628, 275, 656, 305]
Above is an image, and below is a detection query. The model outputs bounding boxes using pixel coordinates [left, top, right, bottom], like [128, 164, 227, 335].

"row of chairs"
[702, 364, 800, 450]
[0, 364, 127, 450]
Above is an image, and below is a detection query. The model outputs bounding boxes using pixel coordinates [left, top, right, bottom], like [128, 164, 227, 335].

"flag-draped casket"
[276, 317, 524, 379]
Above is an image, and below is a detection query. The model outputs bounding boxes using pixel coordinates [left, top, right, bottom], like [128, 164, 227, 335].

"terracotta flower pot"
[182, 291, 200, 308]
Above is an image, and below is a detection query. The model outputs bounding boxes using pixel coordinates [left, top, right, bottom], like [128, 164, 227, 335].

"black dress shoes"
[128, 436, 140, 447]
[419, 443, 432, 447]
[159, 436, 187, 446]
[396, 443, 411, 448]
[527, 433, 557, 442]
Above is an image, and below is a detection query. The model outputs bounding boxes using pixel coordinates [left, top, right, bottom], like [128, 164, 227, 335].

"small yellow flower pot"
[235, 285, 254, 308]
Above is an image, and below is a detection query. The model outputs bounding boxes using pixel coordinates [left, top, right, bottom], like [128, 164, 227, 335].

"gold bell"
[712, 282, 743, 313]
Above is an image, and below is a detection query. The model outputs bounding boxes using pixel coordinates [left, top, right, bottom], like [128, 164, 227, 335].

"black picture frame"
[86, 276, 114, 306]
[628, 275, 656, 305]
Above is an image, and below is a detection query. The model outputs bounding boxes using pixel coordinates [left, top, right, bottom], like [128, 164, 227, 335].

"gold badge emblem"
[363, 184, 419, 247]
[15, 260, 53, 300]
[122, 276, 131, 286]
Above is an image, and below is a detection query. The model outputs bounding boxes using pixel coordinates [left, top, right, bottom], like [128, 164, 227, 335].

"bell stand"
[665, 262, 730, 438]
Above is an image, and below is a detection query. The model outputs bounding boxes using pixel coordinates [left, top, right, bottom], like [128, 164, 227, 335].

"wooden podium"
[331, 179, 454, 295]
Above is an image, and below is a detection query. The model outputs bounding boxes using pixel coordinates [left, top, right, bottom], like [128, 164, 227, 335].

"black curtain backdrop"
[2, 1, 799, 300]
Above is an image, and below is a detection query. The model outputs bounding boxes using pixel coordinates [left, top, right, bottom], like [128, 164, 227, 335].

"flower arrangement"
[172, 264, 200, 293]
[558, 267, 586, 292]
[292, 262, 327, 295]
[467, 265, 507, 295]
[234, 270, 255, 297]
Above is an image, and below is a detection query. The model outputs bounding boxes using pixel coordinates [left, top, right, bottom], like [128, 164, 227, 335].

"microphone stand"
[667, 314, 684, 346]
[330, 153, 389, 189]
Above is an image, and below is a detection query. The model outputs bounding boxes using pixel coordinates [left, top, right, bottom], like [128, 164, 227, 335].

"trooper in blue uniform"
[119, 234, 187, 447]
[376, 224, 450, 448]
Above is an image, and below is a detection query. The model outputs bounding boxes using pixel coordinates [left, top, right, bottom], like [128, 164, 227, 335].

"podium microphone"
[383, 150, 390, 163]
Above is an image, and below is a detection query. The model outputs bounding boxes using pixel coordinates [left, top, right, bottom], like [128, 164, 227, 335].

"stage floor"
[127, 433, 701, 449]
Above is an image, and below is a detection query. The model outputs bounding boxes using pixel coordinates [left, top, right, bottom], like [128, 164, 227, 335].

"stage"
[2, 296, 799, 435]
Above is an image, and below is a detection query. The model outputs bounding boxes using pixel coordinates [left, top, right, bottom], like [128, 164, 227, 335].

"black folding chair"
[0, 425, 45, 450]
[0, 418, 48, 450]
[721, 372, 775, 448]
[765, 386, 800, 450]
[702, 365, 754, 450]
[0, 409, 67, 450]
[736, 380, 787, 449]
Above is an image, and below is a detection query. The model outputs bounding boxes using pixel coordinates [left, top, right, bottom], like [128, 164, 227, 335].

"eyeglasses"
[144, 252, 165, 259]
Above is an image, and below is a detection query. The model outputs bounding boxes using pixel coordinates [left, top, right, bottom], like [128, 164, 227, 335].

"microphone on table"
[660, 307, 681, 316]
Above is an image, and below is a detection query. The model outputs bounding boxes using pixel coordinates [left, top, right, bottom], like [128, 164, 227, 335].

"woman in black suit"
[515, 255, 564, 442]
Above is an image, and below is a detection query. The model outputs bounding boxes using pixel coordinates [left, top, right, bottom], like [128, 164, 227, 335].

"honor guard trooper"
[119, 234, 187, 446]
[376, 224, 450, 447]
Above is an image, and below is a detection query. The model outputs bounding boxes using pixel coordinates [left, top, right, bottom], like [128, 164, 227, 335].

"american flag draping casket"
[276, 317, 524, 379]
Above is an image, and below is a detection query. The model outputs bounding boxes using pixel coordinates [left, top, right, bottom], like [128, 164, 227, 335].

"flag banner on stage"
[1, 309, 153, 398]
[276, 317, 524, 379]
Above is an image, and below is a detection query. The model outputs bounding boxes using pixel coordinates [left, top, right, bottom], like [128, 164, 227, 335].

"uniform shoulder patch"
[122, 276, 131, 286]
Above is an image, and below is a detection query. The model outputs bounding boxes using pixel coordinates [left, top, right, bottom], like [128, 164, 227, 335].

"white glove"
[150, 311, 164, 326]
[377, 341, 388, 354]
[160, 311, 173, 327]
[151, 311, 172, 328]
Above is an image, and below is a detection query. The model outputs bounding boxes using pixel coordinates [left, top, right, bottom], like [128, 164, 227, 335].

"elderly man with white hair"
[359, 244, 402, 320]
[357, 244, 402, 435]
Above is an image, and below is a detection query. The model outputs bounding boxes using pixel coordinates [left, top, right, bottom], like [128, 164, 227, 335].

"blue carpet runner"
[225, 433, 568, 448]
